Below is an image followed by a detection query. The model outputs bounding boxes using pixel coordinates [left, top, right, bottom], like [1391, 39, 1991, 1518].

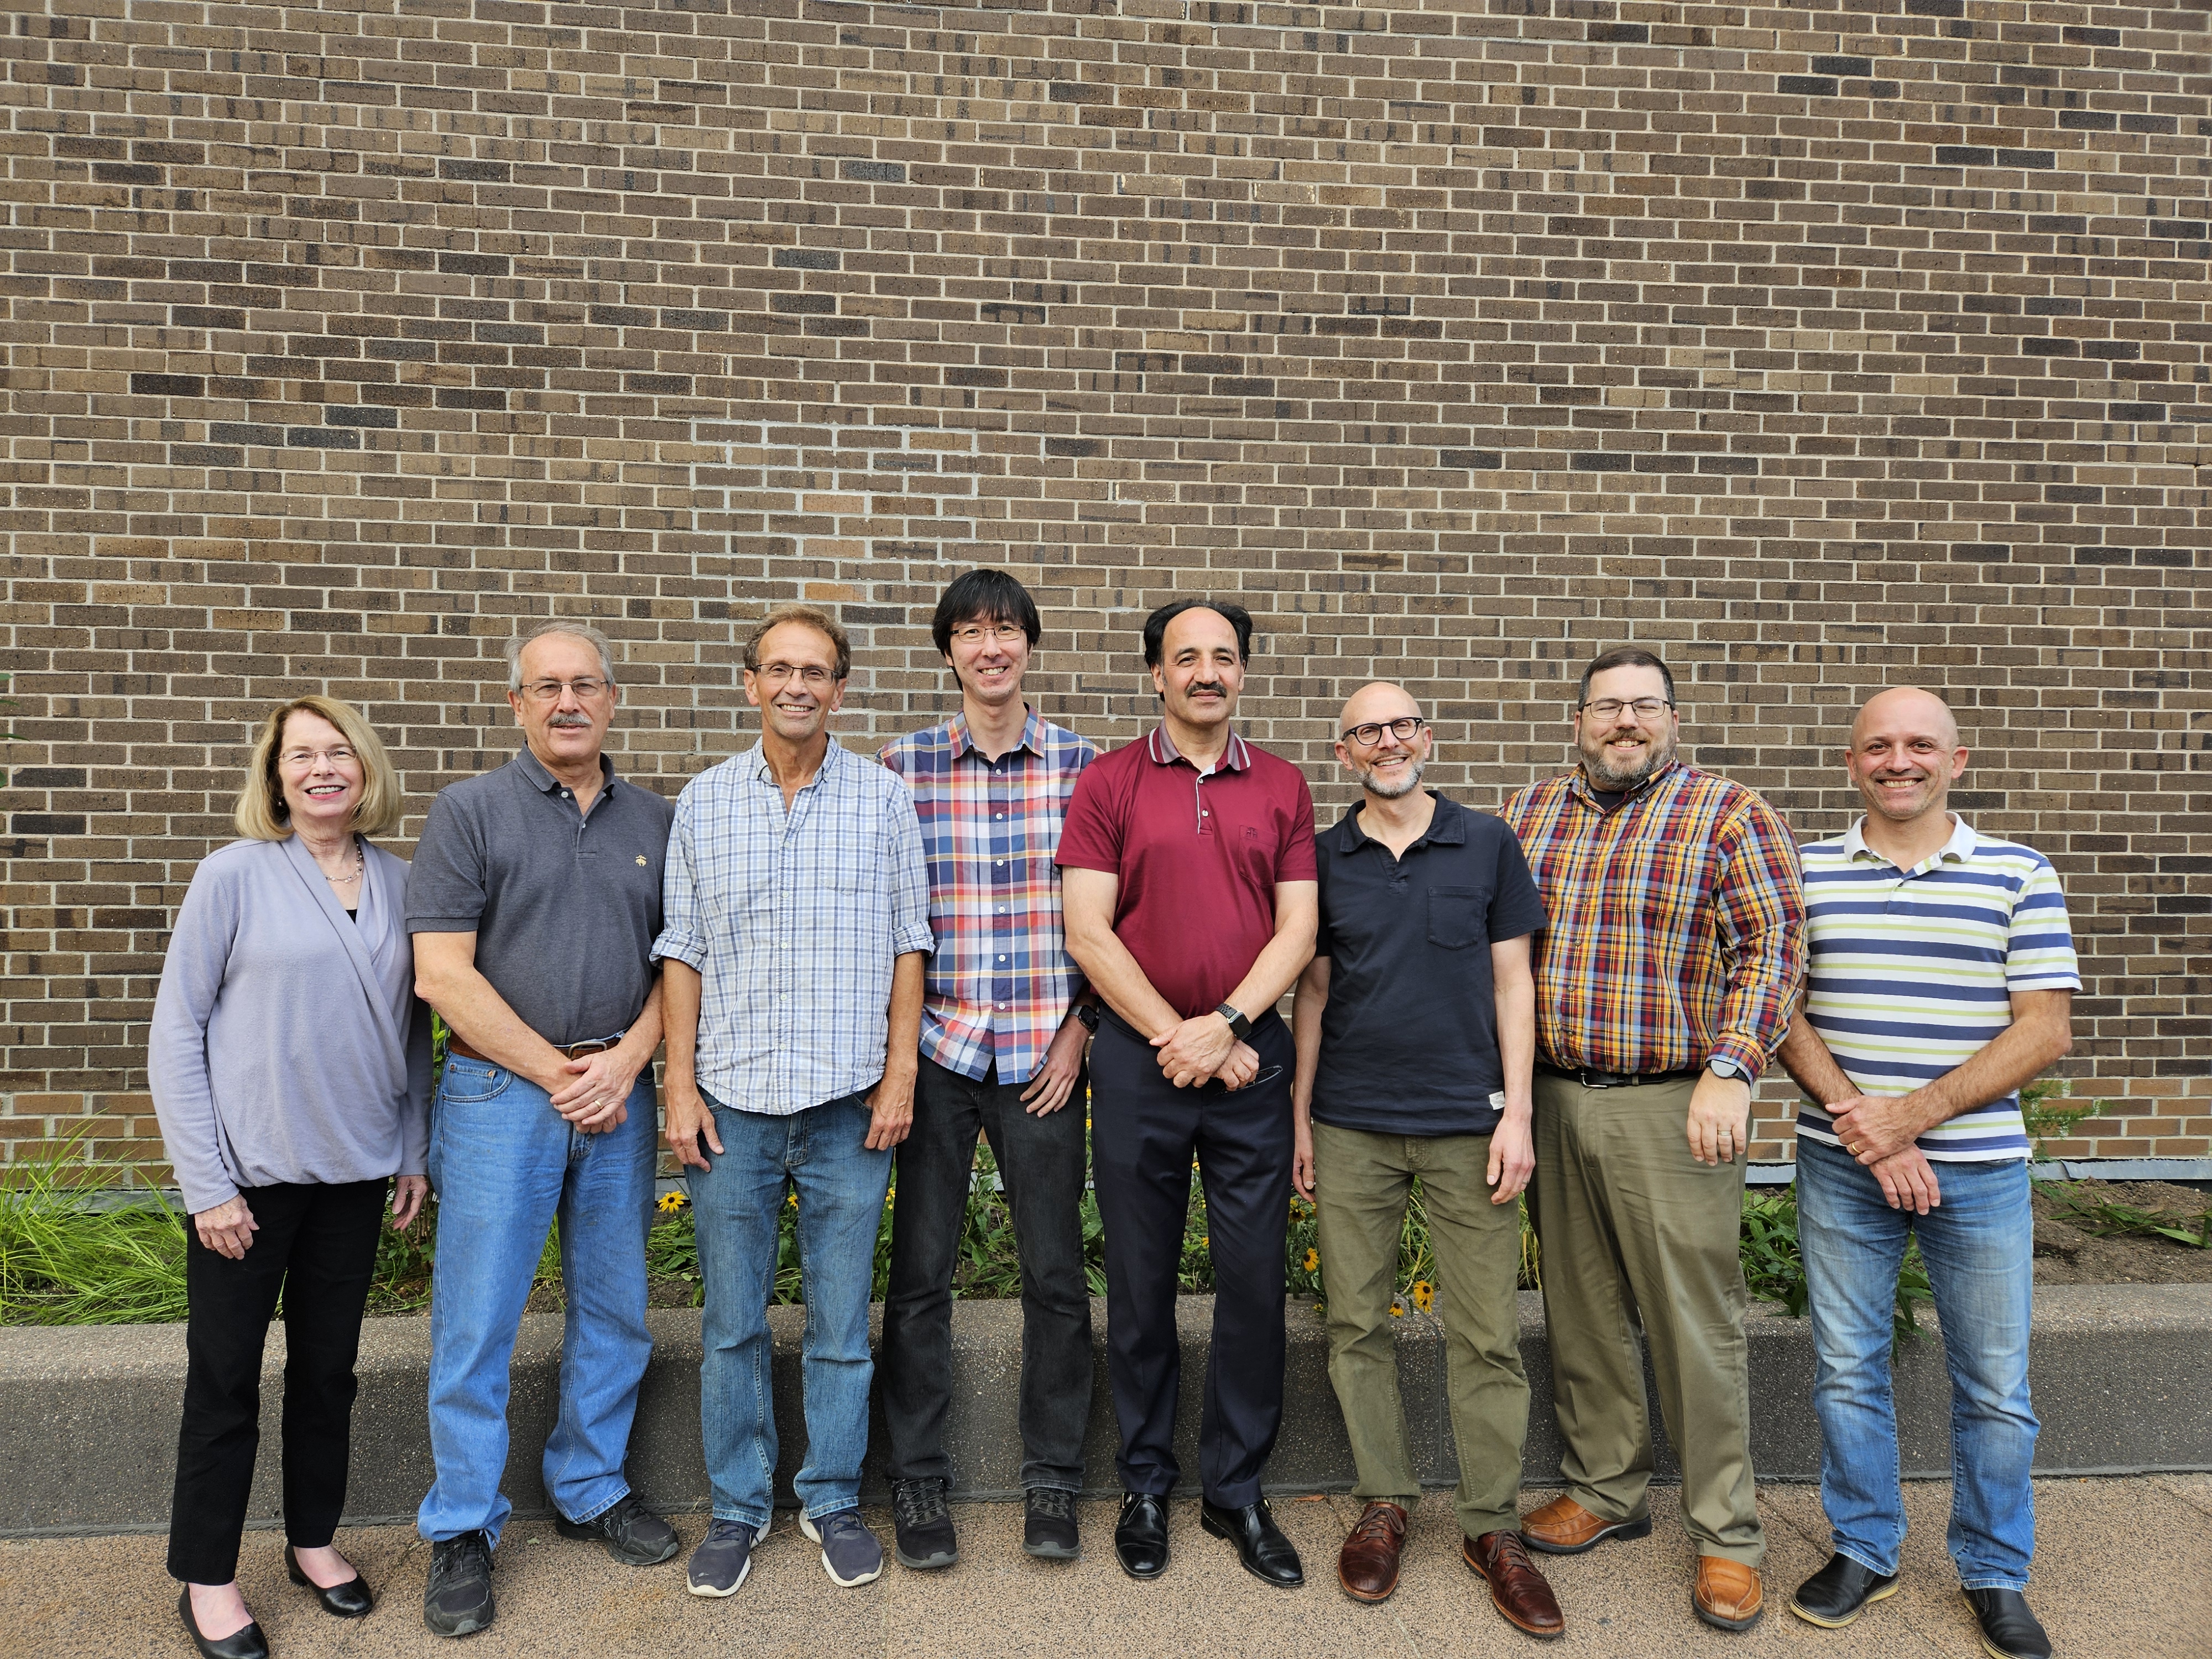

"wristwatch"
[1076, 1003, 1102, 1034]
[1707, 1056, 1746, 1082]
[1215, 1002, 1253, 1041]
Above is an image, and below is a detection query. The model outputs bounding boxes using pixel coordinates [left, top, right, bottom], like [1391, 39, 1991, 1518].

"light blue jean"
[416, 1055, 656, 1545]
[1797, 1135, 2038, 1591]
[687, 1088, 890, 1530]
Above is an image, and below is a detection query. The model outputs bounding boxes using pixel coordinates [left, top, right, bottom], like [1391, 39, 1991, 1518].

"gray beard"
[1361, 757, 1426, 799]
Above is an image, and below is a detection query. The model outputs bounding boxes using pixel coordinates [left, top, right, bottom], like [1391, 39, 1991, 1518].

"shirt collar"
[947, 706, 1044, 763]
[1843, 812, 1976, 874]
[1327, 791, 1465, 854]
[1567, 756, 1678, 808]
[1146, 723, 1250, 774]
[513, 745, 615, 796]
[742, 734, 847, 787]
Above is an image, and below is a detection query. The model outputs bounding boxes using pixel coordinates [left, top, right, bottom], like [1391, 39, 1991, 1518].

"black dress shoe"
[1114, 1492, 1170, 1580]
[1965, 1587, 2052, 1659]
[178, 1588, 270, 1659]
[1199, 1496, 1304, 1589]
[1788, 1553, 1898, 1628]
[285, 1544, 375, 1618]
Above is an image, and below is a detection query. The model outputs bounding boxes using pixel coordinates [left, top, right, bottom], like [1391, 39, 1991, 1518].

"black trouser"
[1089, 1010, 1293, 1509]
[168, 1178, 386, 1585]
[880, 1054, 1093, 1492]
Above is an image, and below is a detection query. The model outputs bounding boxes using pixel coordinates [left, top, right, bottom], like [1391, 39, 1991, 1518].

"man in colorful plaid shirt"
[877, 570, 1099, 1571]
[1500, 645, 1805, 1635]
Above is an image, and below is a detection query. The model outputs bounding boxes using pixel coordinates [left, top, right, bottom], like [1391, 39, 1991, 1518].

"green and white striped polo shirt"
[1797, 815, 2079, 1163]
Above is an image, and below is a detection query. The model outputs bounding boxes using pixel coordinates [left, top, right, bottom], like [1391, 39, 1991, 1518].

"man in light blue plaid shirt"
[655, 604, 932, 1600]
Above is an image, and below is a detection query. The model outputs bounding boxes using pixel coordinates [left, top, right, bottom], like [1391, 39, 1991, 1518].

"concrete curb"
[3, 1285, 2207, 1538]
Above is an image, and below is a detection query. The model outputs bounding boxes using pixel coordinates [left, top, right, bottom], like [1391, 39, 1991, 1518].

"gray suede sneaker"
[800, 1509, 884, 1588]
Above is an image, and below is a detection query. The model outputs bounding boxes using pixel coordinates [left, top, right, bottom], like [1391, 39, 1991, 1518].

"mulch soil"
[2031, 1180, 2212, 1285]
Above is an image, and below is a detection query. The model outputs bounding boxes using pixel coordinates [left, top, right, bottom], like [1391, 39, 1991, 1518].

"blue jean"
[416, 1056, 656, 1545]
[1797, 1135, 2038, 1590]
[687, 1088, 891, 1528]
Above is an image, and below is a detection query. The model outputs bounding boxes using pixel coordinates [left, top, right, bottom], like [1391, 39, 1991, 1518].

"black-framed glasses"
[1579, 697, 1673, 721]
[1340, 716, 1427, 747]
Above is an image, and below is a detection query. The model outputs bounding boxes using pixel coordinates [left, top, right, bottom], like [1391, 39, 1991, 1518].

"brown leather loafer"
[1518, 1494, 1653, 1556]
[1694, 1556, 1765, 1631]
[1336, 1501, 1407, 1603]
[1465, 1530, 1566, 1640]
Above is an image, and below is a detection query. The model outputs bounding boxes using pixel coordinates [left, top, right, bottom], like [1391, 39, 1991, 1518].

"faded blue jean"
[1797, 1135, 2038, 1591]
[687, 1088, 891, 1530]
[416, 1055, 656, 1545]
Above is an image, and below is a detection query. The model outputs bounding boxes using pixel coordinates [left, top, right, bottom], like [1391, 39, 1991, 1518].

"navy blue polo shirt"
[1310, 793, 1547, 1136]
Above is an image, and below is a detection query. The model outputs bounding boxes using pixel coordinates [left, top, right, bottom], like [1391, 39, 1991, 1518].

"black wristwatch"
[1076, 1003, 1102, 1033]
[1214, 1002, 1253, 1041]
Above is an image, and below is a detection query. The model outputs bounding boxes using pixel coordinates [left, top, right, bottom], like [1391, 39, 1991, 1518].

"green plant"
[2021, 1076, 2098, 1161]
[2046, 1187, 2211, 1250]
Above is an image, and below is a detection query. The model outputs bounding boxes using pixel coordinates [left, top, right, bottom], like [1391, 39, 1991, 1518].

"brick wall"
[3, 0, 2206, 1173]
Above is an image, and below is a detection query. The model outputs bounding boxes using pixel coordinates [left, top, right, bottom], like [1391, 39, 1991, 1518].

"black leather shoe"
[178, 1589, 270, 1659]
[1114, 1492, 1170, 1580]
[285, 1543, 375, 1618]
[1965, 1587, 2051, 1659]
[1788, 1553, 1898, 1629]
[554, 1491, 680, 1565]
[1199, 1496, 1304, 1589]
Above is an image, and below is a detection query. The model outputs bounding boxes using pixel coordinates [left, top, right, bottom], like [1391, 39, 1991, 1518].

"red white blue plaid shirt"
[880, 708, 1098, 1085]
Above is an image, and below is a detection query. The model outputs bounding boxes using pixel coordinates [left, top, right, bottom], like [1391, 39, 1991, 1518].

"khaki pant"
[1312, 1120, 1529, 1538]
[1528, 1072, 1762, 1565]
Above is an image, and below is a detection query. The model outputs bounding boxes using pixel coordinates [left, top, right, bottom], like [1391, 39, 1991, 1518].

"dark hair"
[1578, 645, 1676, 707]
[744, 604, 851, 681]
[931, 568, 1041, 658]
[1142, 599, 1253, 667]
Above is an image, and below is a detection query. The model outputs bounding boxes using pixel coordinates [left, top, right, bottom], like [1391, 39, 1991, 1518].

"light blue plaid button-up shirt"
[652, 737, 935, 1116]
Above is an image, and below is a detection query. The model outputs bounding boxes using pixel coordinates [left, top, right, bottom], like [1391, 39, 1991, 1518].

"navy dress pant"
[1088, 1009, 1294, 1509]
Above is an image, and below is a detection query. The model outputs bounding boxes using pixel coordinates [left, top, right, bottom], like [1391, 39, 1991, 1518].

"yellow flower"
[786, 1193, 799, 1208]
[1389, 1300, 1406, 1318]
[1301, 1248, 1319, 1273]
[656, 1191, 689, 1214]
[1199, 1236, 1209, 1249]
[1410, 1280, 1434, 1312]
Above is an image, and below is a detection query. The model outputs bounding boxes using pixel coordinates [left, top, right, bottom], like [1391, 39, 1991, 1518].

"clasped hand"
[547, 1047, 643, 1132]
[1152, 1012, 1257, 1090]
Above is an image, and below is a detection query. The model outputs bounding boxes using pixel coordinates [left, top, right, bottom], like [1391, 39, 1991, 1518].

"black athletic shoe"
[1788, 1554, 1899, 1629]
[890, 1477, 959, 1571]
[1024, 1488, 1080, 1561]
[422, 1530, 495, 1639]
[554, 1492, 680, 1566]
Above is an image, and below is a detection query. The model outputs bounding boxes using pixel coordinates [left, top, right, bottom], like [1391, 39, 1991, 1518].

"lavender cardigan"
[148, 833, 433, 1214]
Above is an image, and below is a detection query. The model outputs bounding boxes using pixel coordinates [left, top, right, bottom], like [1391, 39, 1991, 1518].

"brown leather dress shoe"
[1518, 1493, 1653, 1556]
[1336, 1501, 1407, 1603]
[1464, 1530, 1566, 1640]
[1694, 1557, 1765, 1631]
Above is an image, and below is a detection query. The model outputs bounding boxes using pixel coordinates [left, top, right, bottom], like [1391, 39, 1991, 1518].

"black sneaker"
[890, 1477, 959, 1571]
[1788, 1553, 1899, 1628]
[422, 1530, 495, 1639]
[1965, 1587, 2052, 1659]
[554, 1492, 680, 1566]
[1024, 1488, 1080, 1561]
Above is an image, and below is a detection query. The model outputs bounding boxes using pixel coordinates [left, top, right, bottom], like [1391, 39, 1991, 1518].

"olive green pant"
[1528, 1072, 1762, 1565]
[1312, 1120, 1529, 1539]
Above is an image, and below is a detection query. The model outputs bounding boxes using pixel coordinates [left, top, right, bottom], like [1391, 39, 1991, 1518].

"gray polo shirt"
[406, 747, 676, 1046]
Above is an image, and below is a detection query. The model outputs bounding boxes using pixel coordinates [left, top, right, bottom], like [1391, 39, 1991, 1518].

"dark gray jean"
[879, 1053, 1093, 1493]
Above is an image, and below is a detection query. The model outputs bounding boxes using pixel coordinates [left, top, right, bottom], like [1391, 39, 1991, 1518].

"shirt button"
[1202, 810, 1210, 817]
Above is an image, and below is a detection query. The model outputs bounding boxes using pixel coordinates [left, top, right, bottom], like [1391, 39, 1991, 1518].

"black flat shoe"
[1199, 1496, 1304, 1588]
[1964, 1587, 2051, 1659]
[1788, 1553, 1898, 1628]
[285, 1544, 375, 1618]
[178, 1588, 270, 1659]
[1114, 1492, 1170, 1580]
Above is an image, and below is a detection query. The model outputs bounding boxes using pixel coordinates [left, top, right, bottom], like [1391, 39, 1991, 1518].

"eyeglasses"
[1580, 697, 1673, 721]
[1340, 716, 1427, 748]
[949, 622, 1027, 646]
[519, 677, 611, 703]
[279, 745, 358, 770]
[753, 662, 837, 687]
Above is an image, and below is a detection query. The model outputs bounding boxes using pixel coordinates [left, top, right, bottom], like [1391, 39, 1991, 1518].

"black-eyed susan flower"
[657, 1190, 690, 1214]
[1410, 1280, 1434, 1312]
[1302, 1248, 1319, 1273]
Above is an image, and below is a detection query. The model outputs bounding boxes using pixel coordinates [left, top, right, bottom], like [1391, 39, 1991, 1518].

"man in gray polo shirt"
[406, 620, 680, 1640]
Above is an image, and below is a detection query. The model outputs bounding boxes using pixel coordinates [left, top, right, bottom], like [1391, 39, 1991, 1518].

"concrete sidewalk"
[6, 1478, 2206, 1659]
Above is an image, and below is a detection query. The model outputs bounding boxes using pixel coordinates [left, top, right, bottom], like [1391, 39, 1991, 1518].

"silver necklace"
[322, 843, 364, 886]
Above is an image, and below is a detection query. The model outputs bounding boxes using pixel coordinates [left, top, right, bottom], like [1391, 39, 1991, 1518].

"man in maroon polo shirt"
[1057, 599, 1319, 1589]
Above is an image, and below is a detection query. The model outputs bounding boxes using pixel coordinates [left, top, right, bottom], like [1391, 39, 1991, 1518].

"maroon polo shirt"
[1056, 724, 1318, 1019]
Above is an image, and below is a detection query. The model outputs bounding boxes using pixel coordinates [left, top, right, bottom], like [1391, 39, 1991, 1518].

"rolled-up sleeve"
[651, 786, 709, 971]
[1709, 798, 1806, 1076]
[885, 785, 935, 958]
[147, 863, 242, 1214]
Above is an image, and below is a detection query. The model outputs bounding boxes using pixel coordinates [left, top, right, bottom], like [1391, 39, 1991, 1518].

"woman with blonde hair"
[149, 695, 432, 1658]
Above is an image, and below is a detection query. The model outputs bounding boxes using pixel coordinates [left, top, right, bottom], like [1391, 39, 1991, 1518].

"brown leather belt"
[445, 1033, 614, 1065]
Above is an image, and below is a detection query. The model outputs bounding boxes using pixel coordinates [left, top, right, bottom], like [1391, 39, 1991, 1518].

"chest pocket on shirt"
[1427, 886, 1491, 950]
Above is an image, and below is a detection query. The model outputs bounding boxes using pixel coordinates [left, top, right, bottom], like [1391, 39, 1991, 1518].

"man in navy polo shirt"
[1290, 682, 1559, 1633]
[1057, 598, 1318, 1589]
